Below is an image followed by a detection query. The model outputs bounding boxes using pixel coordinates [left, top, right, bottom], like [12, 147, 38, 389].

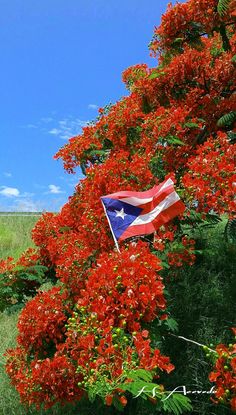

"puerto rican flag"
[101, 178, 185, 248]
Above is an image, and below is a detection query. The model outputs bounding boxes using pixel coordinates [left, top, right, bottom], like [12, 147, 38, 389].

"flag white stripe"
[120, 196, 153, 206]
[130, 191, 180, 226]
[158, 178, 174, 190]
[120, 178, 174, 206]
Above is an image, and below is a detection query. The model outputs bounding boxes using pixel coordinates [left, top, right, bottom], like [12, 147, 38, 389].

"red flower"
[105, 395, 113, 406]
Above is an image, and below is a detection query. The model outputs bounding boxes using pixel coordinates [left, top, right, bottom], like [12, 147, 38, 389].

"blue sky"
[0, 0, 172, 212]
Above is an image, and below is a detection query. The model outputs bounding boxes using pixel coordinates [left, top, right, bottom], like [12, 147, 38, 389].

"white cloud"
[58, 120, 67, 126]
[3, 172, 12, 178]
[15, 199, 43, 212]
[25, 124, 38, 129]
[88, 104, 99, 110]
[23, 115, 89, 141]
[48, 128, 61, 135]
[47, 117, 88, 140]
[19, 191, 35, 198]
[0, 186, 20, 197]
[41, 117, 53, 123]
[0, 186, 34, 199]
[48, 184, 64, 194]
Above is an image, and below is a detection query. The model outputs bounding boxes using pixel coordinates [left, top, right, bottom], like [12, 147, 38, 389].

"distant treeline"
[0, 212, 51, 216]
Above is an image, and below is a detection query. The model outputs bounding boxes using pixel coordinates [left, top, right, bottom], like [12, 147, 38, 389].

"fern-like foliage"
[217, 111, 236, 127]
[162, 393, 192, 415]
[228, 131, 236, 143]
[117, 369, 192, 414]
[224, 218, 236, 243]
[217, 0, 232, 16]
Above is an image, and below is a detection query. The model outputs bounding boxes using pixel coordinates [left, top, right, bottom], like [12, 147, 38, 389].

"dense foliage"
[0, 250, 51, 313]
[2, 0, 236, 413]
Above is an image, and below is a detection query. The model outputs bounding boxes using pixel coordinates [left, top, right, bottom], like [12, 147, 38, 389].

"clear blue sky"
[0, 0, 172, 212]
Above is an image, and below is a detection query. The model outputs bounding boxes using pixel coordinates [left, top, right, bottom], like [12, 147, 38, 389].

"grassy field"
[0, 312, 26, 415]
[0, 214, 39, 259]
[0, 214, 40, 415]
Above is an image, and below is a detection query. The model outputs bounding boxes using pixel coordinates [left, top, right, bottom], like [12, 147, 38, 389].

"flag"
[101, 178, 185, 248]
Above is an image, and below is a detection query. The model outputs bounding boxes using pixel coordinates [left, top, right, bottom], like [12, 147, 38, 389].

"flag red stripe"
[104, 178, 173, 200]
[136, 185, 174, 215]
[119, 200, 185, 241]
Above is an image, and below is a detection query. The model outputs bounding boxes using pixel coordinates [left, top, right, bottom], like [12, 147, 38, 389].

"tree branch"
[168, 332, 217, 353]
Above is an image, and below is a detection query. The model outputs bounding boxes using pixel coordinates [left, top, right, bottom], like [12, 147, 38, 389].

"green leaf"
[193, 249, 203, 254]
[120, 380, 160, 399]
[167, 136, 185, 146]
[116, 369, 163, 401]
[217, 0, 232, 16]
[228, 131, 236, 143]
[172, 37, 184, 44]
[162, 393, 192, 414]
[184, 122, 199, 129]
[148, 71, 166, 80]
[87, 388, 96, 403]
[161, 261, 170, 269]
[126, 369, 153, 382]
[217, 111, 236, 127]
[205, 213, 222, 224]
[164, 318, 179, 333]
[231, 55, 236, 63]
[59, 226, 71, 232]
[225, 218, 236, 243]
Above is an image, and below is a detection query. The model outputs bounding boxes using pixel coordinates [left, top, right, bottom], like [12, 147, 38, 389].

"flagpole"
[101, 200, 121, 253]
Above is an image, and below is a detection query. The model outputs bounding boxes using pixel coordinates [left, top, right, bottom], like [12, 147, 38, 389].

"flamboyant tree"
[3, 0, 236, 413]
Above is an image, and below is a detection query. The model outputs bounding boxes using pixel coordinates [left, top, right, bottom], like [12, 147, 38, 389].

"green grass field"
[0, 214, 40, 415]
[0, 214, 39, 259]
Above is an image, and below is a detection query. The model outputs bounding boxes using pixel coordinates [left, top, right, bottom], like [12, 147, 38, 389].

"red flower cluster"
[6, 348, 83, 409]
[122, 64, 149, 91]
[64, 242, 173, 381]
[78, 241, 166, 332]
[0, 257, 14, 273]
[150, 0, 234, 55]
[16, 248, 41, 268]
[182, 132, 236, 215]
[60, 243, 174, 404]
[6, 243, 174, 408]
[167, 237, 196, 268]
[17, 287, 69, 354]
[209, 329, 236, 412]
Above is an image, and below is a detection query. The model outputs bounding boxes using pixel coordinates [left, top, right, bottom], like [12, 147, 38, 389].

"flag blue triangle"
[101, 197, 143, 240]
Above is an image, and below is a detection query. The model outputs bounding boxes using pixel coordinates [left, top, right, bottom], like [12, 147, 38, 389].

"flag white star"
[115, 207, 127, 220]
